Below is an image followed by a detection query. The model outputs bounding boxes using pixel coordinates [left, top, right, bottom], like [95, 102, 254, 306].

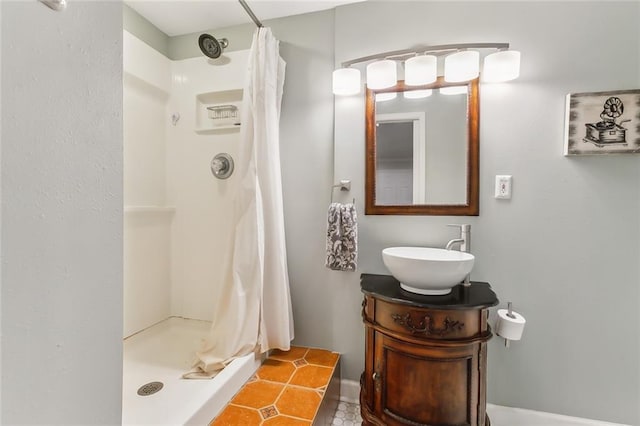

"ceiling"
[126, 0, 364, 37]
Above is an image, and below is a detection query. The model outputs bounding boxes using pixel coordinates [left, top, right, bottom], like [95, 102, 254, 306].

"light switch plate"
[495, 175, 512, 199]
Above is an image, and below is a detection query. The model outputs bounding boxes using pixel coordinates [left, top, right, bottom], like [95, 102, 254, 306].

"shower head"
[198, 34, 229, 59]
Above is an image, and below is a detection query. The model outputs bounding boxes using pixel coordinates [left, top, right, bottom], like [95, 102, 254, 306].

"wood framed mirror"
[365, 77, 479, 215]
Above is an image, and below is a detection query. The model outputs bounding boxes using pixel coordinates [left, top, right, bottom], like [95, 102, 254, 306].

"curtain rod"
[238, 0, 263, 28]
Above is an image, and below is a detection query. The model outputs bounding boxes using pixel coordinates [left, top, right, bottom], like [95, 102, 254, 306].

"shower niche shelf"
[195, 89, 242, 134]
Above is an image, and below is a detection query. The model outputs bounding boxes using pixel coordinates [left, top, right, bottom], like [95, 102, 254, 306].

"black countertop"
[361, 273, 499, 310]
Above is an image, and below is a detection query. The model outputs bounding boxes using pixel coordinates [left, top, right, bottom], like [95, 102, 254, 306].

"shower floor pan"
[122, 317, 261, 425]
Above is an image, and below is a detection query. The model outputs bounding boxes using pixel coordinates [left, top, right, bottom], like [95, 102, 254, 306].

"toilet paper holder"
[497, 301, 526, 348]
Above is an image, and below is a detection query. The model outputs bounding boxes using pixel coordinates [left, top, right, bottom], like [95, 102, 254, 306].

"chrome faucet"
[446, 224, 470, 252]
[446, 224, 471, 286]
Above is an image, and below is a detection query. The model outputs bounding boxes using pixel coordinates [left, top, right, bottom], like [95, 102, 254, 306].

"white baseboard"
[487, 404, 629, 426]
[337, 381, 628, 426]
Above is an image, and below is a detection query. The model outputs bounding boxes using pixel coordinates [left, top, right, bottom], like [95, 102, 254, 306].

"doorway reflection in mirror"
[375, 89, 467, 206]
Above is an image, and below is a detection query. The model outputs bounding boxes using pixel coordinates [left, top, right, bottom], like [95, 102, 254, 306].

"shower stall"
[122, 30, 259, 424]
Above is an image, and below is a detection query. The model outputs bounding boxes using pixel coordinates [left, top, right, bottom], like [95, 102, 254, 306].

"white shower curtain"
[185, 28, 294, 379]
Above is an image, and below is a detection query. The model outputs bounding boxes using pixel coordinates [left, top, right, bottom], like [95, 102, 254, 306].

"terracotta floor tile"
[269, 346, 309, 362]
[262, 415, 312, 425]
[231, 380, 284, 409]
[256, 359, 296, 383]
[304, 348, 339, 367]
[210, 405, 262, 426]
[276, 386, 322, 420]
[289, 365, 333, 389]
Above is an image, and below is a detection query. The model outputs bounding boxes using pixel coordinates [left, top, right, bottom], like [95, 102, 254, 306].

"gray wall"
[123, 3, 169, 57]
[1, 2, 123, 424]
[265, 11, 344, 371]
[334, 2, 639, 424]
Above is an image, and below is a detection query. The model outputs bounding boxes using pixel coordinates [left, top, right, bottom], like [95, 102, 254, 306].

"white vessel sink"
[382, 247, 475, 295]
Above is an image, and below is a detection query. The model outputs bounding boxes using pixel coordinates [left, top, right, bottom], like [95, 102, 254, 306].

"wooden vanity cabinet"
[360, 274, 498, 426]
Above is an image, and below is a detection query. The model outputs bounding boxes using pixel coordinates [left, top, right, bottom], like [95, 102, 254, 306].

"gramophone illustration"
[584, 96, 631, 147]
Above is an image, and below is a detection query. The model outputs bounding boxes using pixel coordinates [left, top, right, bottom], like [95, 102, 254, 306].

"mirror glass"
[365, 78, 479, 215]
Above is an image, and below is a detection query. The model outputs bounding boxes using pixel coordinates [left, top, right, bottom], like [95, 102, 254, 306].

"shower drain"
[137, 381, 163, 396]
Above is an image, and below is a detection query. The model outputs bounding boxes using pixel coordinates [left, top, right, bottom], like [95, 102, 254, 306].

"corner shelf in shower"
[195, 88, 243, 134]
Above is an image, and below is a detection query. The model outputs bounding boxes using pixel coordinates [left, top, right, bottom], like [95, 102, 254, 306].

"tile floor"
[210, 346, 340, 425]
[331, 401, 362, 426]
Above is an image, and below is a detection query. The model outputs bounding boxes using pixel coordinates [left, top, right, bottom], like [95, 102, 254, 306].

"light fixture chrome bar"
[39, 0, 67, 11]
[238, 0, 263, 28]
[341, 42, 509, 68]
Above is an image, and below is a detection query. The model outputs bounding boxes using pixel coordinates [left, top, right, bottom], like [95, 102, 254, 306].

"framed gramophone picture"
[564, 89, 640, 155]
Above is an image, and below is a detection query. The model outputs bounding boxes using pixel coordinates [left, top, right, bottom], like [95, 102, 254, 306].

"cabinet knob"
[372, 372, 380, 381]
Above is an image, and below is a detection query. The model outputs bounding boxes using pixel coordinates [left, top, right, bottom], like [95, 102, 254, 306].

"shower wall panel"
[167, 50, 249, 321]
[123, 31, 173, 337]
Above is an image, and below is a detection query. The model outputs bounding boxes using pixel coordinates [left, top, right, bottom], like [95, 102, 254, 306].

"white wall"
[123, 31, 173, 337]
[334, 2, 639, 424]
[1, 2, 123, 424]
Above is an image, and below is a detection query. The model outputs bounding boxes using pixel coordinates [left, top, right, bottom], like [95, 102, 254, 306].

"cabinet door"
[373, 332, 480, 426]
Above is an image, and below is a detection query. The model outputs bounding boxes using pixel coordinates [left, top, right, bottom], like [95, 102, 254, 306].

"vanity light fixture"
[332, 42, 520, 95]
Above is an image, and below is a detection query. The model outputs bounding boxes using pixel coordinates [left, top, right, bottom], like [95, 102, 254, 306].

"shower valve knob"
[211, 153, 234, 179]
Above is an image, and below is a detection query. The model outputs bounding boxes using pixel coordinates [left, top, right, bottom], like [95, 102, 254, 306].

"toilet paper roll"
[495, 309, 526, 341]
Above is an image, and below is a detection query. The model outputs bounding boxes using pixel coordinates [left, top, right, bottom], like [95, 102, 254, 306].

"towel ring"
[331, 180, 355, 204]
